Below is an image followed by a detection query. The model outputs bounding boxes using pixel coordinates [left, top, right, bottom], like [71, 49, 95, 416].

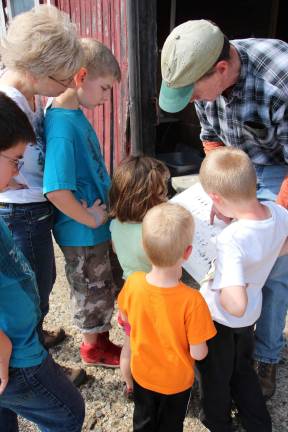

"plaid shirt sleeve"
[194, 101, 222, 143]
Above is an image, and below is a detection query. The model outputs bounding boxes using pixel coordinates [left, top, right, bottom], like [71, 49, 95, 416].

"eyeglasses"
[48, 75, 74, 88]
[0, 153, 24, 170]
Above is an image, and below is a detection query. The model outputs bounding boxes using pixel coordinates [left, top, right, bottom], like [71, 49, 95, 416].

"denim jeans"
[0, 201, 56, 321]
[254, 164, 288, 363]
[0, 354, 85, 432]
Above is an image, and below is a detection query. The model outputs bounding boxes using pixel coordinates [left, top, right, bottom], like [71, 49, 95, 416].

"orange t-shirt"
[117, 272, 216, 395]
[277, 176, 288, 209]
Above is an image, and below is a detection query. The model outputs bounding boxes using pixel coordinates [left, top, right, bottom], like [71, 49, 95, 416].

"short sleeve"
[186, 292, 216, 345]
[212, 237, 245, 290]
[43, 136, 77, 194]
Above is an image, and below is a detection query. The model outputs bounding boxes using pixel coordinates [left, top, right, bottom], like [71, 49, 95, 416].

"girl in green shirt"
[109, 155, 170, 398]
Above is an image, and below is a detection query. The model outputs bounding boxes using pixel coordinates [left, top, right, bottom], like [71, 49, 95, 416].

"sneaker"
[80, 333, 121, 368]
[61, 365, 87, 387]
[254, 361, 276, 400]
[43, 328, 66, 349]
[98, 332, 122, 356]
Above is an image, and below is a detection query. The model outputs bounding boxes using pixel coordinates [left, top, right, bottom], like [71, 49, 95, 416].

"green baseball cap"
[160, 81, 194, 113]
[159, 20, 224, 113]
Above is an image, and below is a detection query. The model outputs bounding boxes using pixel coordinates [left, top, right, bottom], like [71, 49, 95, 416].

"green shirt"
[110, 219, 151, 280]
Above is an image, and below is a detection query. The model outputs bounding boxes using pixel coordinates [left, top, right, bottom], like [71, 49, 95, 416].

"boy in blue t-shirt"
[0, 92, 84, 431]
[43, 39, 122, 367]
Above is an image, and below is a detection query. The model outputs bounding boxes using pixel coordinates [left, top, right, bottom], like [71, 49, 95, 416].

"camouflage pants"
[60, 242, 117, 333]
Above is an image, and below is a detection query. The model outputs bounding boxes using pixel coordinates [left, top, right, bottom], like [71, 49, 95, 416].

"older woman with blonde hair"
[0, 5, 84, 376]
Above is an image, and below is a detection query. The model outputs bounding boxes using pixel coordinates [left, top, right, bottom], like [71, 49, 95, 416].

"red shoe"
[97, 332, 122, 357]
[80, 333, 121, 368]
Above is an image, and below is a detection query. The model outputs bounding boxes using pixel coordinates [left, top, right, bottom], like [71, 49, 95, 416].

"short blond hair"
[142, 203, 194, 267]
[199, 147, 257, 200]
[80, 38, 121, 81]
[0, 5, 83, 78]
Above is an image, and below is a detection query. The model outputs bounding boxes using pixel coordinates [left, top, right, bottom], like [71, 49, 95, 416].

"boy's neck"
[230, 199, 271, 221]
[146, 264, 182, 288]
[53, 88, 80, 110]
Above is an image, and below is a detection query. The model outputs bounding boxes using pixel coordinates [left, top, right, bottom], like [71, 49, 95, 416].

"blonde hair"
[199, 147, 257, 200]
[0, 5, 83, 78]
[109, 155, 170, 222]
[80, 38, 121, 81]
[142, 203, 194, 267]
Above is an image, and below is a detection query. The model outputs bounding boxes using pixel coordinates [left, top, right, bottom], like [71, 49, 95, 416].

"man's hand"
[210, 204, 233, 225]
[0, 331, 12, 394]
[202, 140, 225, 154]
[87, 199, 108, 227]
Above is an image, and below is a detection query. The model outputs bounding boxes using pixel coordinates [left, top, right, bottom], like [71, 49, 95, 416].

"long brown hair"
[109, 155, 170, 223]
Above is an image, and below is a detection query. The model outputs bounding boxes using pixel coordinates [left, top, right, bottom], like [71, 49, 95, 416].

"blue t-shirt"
[43, 108, 111, 246]
[0, 218, 47, 368]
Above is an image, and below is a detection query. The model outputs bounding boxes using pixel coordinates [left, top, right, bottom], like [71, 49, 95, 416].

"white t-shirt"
[0, 85, 46, 203]
[200, 202, 288, 328]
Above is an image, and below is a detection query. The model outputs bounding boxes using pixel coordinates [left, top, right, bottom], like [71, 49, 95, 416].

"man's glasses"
[48, 75, 74, 88]
[0, 153, 24, 170]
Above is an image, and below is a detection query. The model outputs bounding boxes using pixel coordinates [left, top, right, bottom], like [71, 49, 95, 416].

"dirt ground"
[19, 243, 288, 432]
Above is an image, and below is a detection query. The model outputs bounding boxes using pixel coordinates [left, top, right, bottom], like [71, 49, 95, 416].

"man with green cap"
[159, 18, 288, 405]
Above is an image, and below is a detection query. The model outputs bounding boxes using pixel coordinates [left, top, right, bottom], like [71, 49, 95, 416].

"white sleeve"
[211, 237, 245, 290]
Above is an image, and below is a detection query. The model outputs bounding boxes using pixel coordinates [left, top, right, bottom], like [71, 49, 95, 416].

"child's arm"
[0, 330, 12, 394]
[46, 190, 107, 228]
[119, 310, 129, 324]
[219, 285, 248, 317]
[190, 341, 208, 361]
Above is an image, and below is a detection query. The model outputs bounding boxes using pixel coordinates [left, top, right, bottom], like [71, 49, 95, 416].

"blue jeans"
[0, 354, 85, 432]
[0, 201, 56, 320]
[254, 164, 288, 364]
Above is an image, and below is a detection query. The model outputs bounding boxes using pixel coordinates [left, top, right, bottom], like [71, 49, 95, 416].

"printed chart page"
[171, 182, 226, 283]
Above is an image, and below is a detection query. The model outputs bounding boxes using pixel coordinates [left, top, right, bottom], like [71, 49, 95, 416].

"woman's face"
[33, 74, 76, 97]
[0, 142, 27, 191]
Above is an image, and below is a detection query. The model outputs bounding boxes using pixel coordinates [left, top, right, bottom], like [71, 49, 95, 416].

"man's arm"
[47, 190, 107, 228]
[194, 101, 225, 151]
[0, 330, 12, 394]
[220, 285, 248, 317]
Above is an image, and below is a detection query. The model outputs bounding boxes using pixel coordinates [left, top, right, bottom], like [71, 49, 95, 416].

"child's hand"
[0, 331, 12, 394]
[87, 199, 108, 227]
[4, 178, 28, 191]
[210, 204, 232, 225]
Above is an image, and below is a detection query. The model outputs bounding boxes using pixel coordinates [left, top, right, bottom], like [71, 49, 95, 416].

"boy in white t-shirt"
[197, 147, 288, 432]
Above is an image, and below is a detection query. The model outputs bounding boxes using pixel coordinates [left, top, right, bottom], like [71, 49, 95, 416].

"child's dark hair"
[109, 155, 170, 223]
[0, 92, 35, 151]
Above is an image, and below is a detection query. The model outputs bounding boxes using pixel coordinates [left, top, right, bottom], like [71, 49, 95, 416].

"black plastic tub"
[156, 150, 204, 177]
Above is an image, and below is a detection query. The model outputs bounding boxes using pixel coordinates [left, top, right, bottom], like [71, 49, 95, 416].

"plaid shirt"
[194, 39, 288, 165]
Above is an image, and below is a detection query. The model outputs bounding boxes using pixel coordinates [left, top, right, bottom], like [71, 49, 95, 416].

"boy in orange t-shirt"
[118, 202, 216, 432]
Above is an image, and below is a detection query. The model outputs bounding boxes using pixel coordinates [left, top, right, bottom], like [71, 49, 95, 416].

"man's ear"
[183, 244, 192, 260]
[215, 60, 229, 76]
[74, 67, 88, 86]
